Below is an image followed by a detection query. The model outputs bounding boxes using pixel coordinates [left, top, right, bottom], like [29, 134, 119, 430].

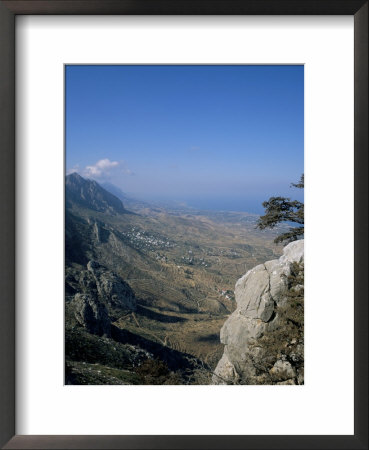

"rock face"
[213, 240, 304, 385]
[66, 172, 126, 215]
[72, 293, 111, 337]
[69, 260, 137, 312]
[85, 260, 136, 311]
[66, 260, 136, 336]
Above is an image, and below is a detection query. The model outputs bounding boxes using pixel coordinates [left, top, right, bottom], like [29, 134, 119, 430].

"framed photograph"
[0, 1, 367, 449]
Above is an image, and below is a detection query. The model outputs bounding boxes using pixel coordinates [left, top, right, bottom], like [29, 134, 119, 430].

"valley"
[65, 173, 287, 384]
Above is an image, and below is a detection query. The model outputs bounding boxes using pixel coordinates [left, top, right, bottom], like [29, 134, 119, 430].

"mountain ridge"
[66, 172, 127, 215]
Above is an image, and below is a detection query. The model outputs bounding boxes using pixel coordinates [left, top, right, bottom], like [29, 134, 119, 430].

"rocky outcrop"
[213, 240, 304, 385]
[67, 260, 136, 312]
[85, 260, 136, 311]
[66, 260, 137, 337]
[72, 293, 111, 337]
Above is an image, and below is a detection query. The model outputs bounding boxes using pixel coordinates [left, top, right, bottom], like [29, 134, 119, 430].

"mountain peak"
[66, 173, 126, 215]
[67, 171, 83, 180]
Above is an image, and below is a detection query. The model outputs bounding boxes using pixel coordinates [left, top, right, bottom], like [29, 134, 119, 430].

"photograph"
[65, 64, 304, 386]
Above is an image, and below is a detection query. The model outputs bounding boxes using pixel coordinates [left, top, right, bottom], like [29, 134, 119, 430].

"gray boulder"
[269, 360, 296, 381]
[213, 239, 304, 385]
[235, 264, 275, 322]
[212, 352, 239, 385]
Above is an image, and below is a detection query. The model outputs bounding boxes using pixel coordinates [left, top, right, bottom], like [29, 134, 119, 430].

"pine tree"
[256, 174, 304, 243]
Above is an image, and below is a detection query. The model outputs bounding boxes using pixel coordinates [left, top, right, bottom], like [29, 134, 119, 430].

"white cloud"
[80, 158, 135, 180]
[83, 158, 119, 178]
[66, 165, 79, 175]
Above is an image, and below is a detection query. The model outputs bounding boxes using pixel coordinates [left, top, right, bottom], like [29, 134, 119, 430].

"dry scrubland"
[65, 181, 288, 384]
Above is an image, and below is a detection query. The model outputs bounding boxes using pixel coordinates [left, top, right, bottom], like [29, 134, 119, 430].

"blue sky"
[66, 65, 304, 213]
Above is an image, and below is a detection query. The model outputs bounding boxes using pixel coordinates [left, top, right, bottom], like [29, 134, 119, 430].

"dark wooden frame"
[0, 1, 367, 449]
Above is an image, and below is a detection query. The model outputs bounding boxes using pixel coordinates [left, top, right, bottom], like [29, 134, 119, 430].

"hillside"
[66, 172, 127, 215]
[213, 240, 304, 385]
[65, 174, 287, 384]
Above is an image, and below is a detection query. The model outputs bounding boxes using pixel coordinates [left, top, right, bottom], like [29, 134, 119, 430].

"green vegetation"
[256, 174, 304, 243]
[65, 327, 135, 370]
[65, 324, 204, 385]
[248, 261, 304, 384]
[135, 358, 182, 385]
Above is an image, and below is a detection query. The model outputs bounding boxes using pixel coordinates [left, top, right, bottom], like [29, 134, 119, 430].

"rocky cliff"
[66, 260, 137, 337]
[213, 239, 304, 385]
[66, 172, 127, 215]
